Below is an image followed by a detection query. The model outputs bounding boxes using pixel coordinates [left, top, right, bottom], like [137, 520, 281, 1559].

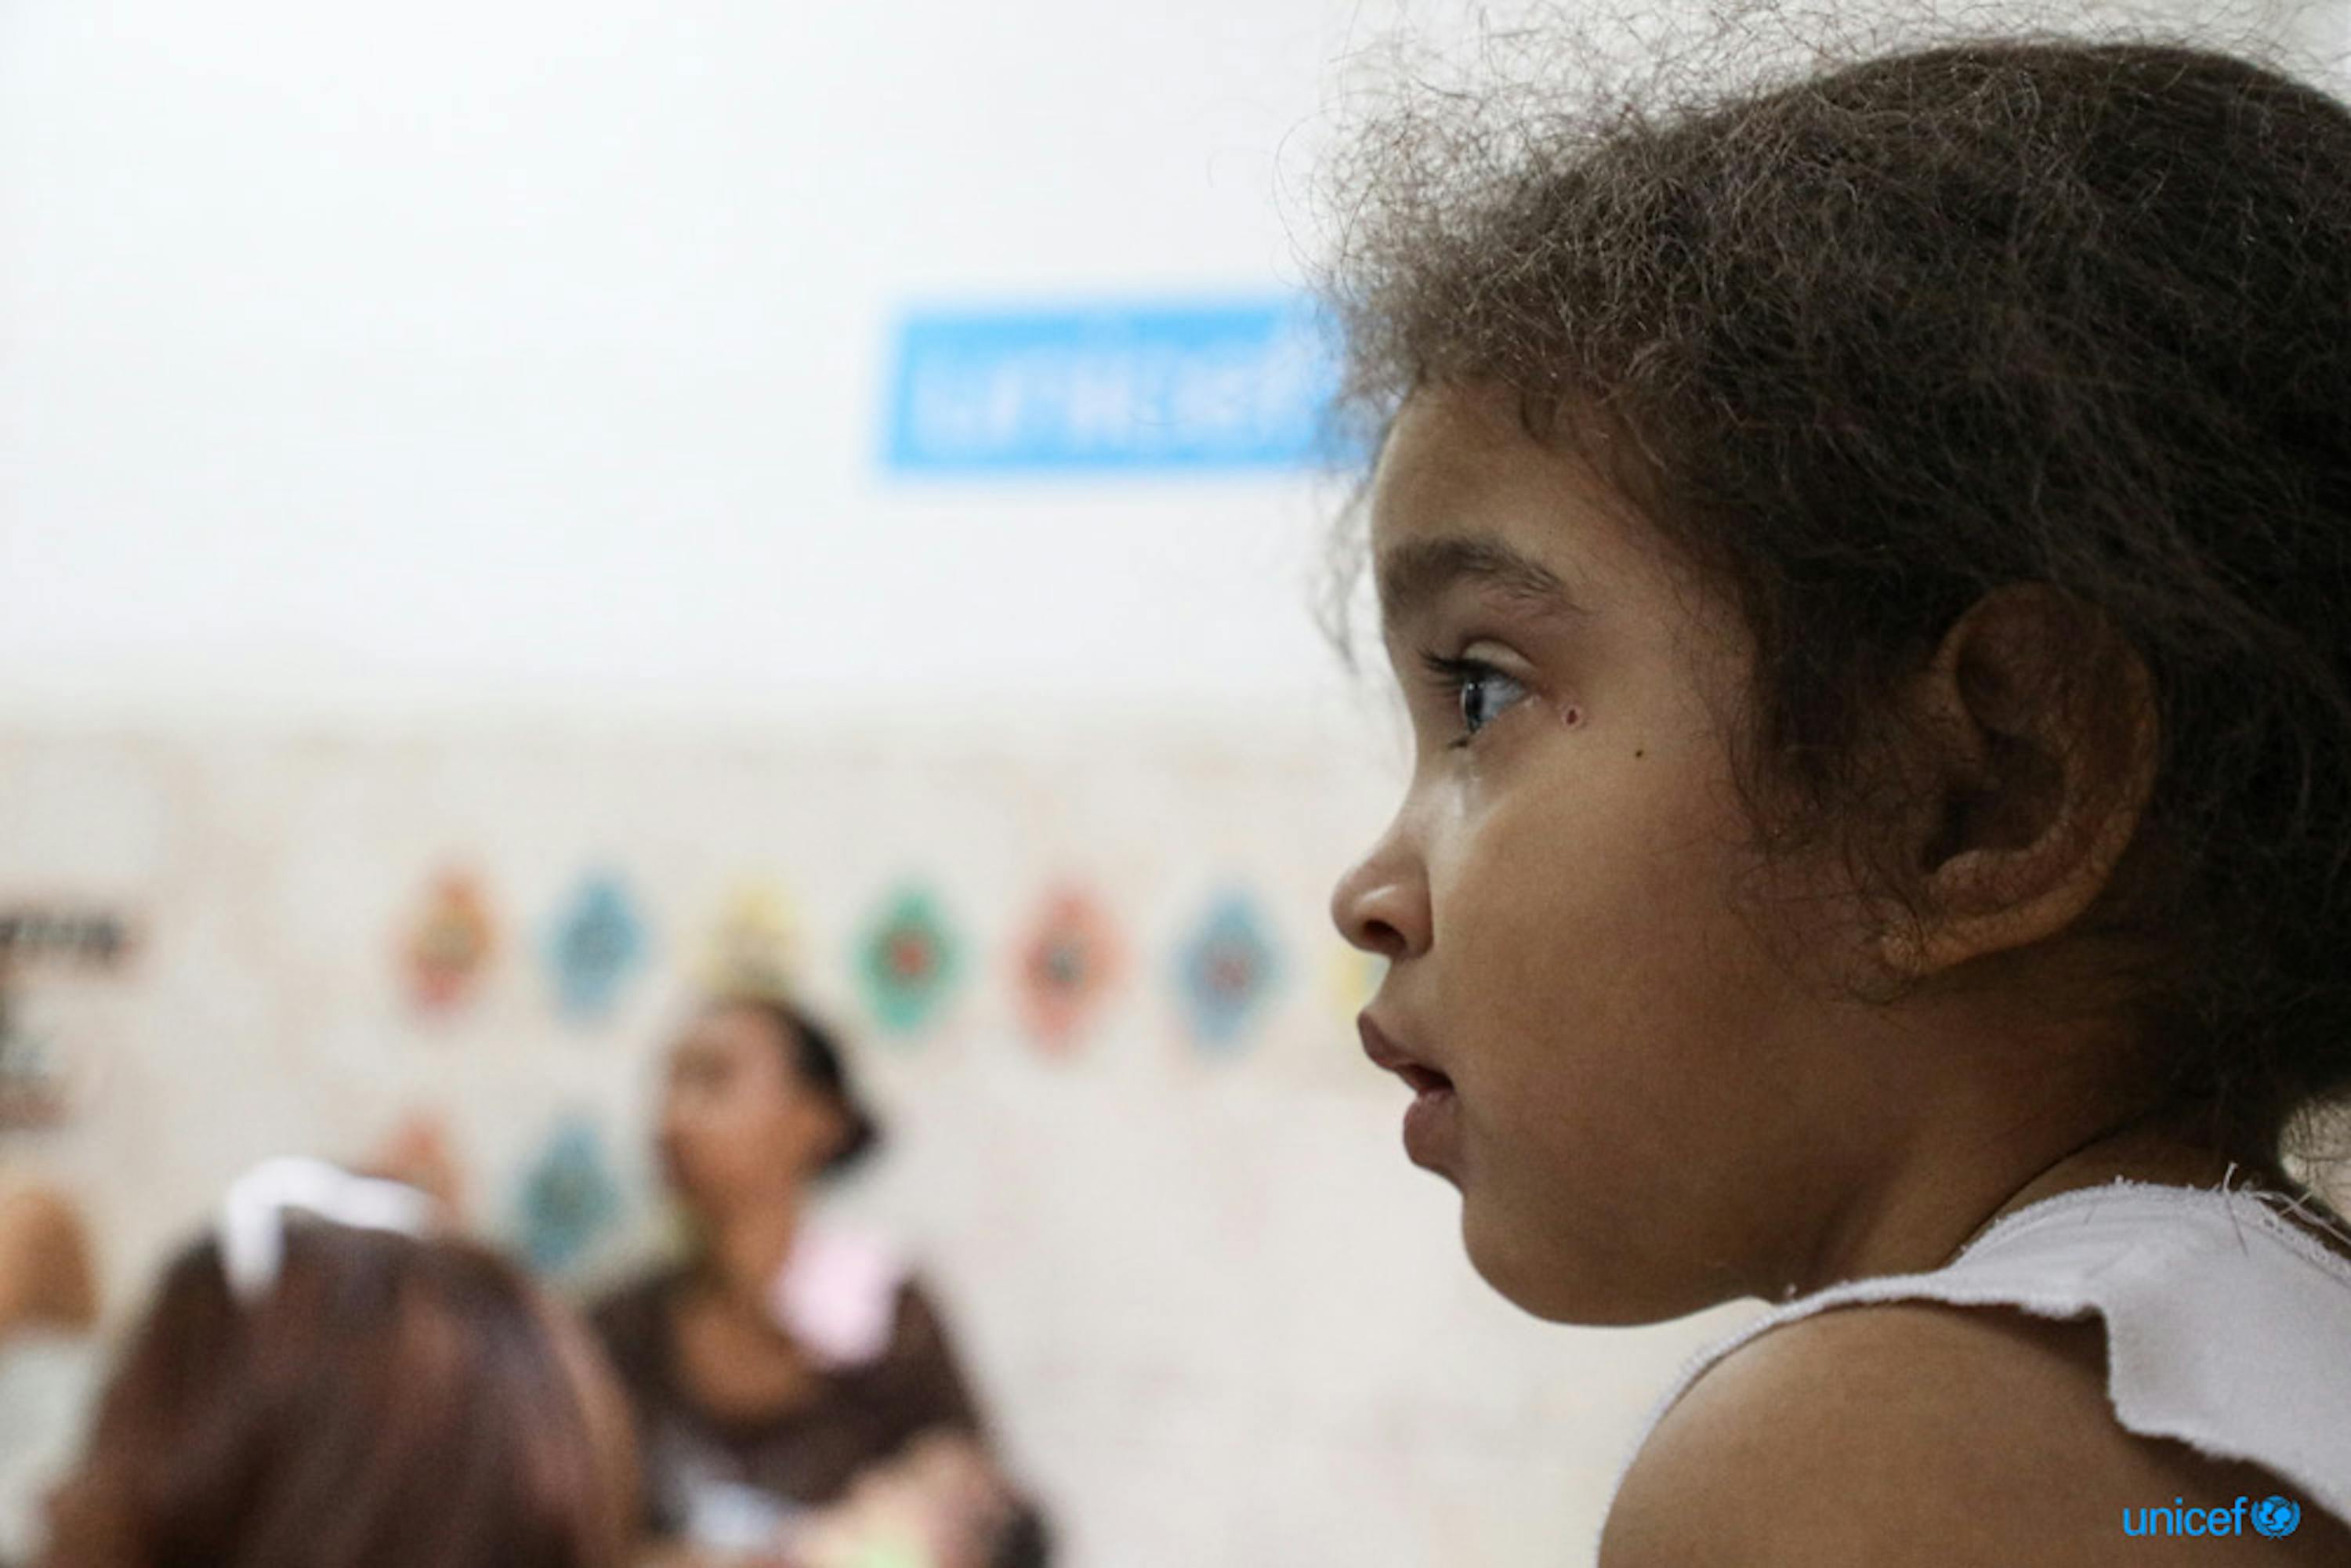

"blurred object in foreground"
[39, 1171, 635, 1568]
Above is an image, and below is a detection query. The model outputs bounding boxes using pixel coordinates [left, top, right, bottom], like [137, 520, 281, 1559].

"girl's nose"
[1330, 824, 1431, 961]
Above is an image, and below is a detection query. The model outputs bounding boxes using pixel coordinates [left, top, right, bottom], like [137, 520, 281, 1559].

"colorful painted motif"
[513, 1115, 624, 1274]
[1012, 885, 1122, 1053]
[856, 885, 962, 1037]
[699, 878, 801, 1000]
[404, 871, 497, 1012]
[547, 872, 647, 1023]
[1173, 891, 1282, 1051]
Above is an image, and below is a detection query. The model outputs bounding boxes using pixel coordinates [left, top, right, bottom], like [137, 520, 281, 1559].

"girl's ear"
[1876, 582, 2161, 980]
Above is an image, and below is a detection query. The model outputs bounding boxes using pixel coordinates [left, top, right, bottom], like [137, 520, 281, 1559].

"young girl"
[1320, 24, 2351, 1564]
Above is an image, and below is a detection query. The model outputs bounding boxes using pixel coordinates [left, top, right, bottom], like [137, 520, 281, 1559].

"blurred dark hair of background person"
[40, 1215, 636, 1568]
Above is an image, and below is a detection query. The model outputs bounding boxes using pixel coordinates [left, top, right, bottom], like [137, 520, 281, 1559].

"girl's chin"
[1458, 1202, 1704, 1327]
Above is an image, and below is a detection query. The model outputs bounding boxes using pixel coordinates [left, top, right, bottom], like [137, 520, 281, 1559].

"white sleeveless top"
[1596, 1179, 2351, 1556]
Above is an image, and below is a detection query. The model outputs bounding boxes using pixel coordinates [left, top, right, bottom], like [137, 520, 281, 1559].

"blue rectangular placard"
[880, 297, 1346, 475]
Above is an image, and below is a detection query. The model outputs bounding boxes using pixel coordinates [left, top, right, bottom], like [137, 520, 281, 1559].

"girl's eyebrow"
[1375, 534, 1590, 629]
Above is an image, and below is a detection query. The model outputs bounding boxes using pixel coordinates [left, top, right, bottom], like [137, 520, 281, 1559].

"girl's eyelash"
[1415, 650, 1516, 748]
[1417, 650, 1481, 690]
[1411, 649, 1467, 686]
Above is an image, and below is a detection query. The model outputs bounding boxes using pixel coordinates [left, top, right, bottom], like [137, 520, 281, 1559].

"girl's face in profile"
[657, 1005, 843, 1211]
[1332, 382, 1871, 1325]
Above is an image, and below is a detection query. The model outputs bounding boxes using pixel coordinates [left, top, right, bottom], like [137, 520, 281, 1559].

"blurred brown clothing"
[589, 1270, 1047, 1566]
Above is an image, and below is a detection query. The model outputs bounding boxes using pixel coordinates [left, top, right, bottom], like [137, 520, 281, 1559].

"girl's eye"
[1418, 652, 1530, 748]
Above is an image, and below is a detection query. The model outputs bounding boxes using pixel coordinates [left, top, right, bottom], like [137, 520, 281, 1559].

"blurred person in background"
[592, 996, 1049, 1568]
[38, 1158, 637, 1568]
[0, 1152, 100, 1568]
[0, 1175, 94, 1344]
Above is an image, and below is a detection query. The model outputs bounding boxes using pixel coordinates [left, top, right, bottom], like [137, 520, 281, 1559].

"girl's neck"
[1796, 1097, 2281, 1297]
[697, 1190, 803, 1307]
[1962, 1116, 2351, 1263]
[1951, 1118, 2236, 1242]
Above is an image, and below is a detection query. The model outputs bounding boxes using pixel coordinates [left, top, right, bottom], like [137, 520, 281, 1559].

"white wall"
[0, 0, 1400, 726]
[9, 0, 2335, 727]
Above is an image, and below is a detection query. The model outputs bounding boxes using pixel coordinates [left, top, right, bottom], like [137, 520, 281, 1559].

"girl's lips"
[1357, 1013, 1454, 1089]
[1395, 1061, 1454, 1095]
[1401, 1077, 1461, 1171]
[1360, 1013, 1463, 1171]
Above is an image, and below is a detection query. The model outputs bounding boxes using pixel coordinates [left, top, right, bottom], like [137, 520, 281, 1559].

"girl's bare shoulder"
[1599, 1301, 2349, 1566]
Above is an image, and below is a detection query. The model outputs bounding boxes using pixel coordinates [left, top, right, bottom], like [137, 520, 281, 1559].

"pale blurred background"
[3, 2, 2346, 1564]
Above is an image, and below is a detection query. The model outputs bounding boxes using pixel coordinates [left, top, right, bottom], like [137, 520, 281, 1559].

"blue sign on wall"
[881, 298, 1348, 475]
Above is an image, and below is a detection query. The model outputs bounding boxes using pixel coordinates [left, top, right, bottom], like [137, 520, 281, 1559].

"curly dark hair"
[1312, 13, 2351, 1176]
